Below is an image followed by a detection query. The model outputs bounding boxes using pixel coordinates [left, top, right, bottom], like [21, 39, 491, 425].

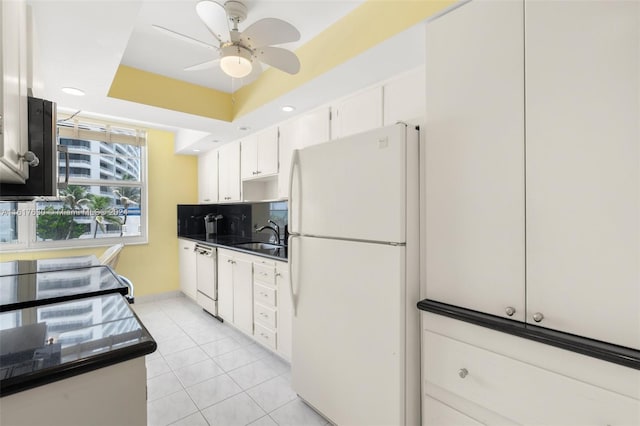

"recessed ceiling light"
[62, 87, 85, 96]
[192, 149, 201, 152]
[282, 105, 295, 112]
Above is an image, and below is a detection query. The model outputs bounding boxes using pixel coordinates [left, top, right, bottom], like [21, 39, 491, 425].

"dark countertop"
[0, 293, 156, 396]
[418, 299, 640, 371]
[0, 265, 129, 312]
[180, 234, 288, 262]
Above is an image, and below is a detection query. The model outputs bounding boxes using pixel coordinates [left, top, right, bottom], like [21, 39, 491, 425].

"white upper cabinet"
[240, 134, 258, 180]
[277, 107, 331, 199]
[257, 126, 278, 177]
[198, 149, 218, 203]
[331, 86, 383, 140]
[241, 126, 278, 180]
[524, 0, 640, 349]
[424, 0, 526, 321]
[383, 66, 425, 126]
[218, 140, 241, 202]
[0, 0, 29, 184]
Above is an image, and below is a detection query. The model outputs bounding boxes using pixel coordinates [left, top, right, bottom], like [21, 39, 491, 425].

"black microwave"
[0, 96, 66, 200]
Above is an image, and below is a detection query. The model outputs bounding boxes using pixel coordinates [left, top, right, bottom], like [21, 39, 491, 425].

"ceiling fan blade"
[195, 0, 229, 43]
[240, 18, 300, 48]
[152, 24, 218, 50]
[255, 47, 300, 75]
[184, 58, 221, 71]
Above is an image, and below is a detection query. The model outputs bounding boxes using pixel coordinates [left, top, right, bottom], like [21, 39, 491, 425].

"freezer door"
[289, 124, 416, 243]
[290, 236, 408, 426]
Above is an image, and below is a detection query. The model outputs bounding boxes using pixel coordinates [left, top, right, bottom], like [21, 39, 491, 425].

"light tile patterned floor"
[132, 295, 331, 426]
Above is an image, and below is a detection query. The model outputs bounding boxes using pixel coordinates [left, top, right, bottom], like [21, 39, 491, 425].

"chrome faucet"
[256, 224, 279, 244]
[268, 220, 280, 242]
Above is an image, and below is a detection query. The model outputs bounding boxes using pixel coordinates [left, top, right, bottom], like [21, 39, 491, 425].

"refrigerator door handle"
[288, 149, 300, 233]
[288, 234, 298, 316]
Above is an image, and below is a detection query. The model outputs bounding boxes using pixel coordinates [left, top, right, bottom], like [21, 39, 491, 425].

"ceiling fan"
[152, 0, 301, 80]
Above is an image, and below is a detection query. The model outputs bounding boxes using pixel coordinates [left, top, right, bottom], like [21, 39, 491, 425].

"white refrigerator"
[288, 123, 421, 426]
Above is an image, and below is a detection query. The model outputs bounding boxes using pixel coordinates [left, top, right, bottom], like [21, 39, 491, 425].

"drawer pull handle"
[505, 306, 516, 317]
[458, 368, 469, 379]
[532, 312, 544, 323]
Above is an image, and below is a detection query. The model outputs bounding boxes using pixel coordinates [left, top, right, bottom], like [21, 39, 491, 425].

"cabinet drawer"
[254, 283, 276, 307]
[254, 263, 275, 283]
[424, 331, 640, 425]
[423, 396, 482, 426]
[254, 303, 277, 329]
[254, 323, 276, 350]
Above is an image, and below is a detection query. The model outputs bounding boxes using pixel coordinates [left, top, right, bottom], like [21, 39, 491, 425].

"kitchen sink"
[232, 242, 284, 250]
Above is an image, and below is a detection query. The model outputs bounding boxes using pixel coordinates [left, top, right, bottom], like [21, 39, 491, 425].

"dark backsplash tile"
[177, 201, 287, 243]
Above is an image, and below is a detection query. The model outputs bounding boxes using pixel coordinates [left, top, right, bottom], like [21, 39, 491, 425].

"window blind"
[57, 117, 146, 146]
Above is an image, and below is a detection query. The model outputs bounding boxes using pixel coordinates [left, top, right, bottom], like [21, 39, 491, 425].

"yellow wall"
[0, 129, 198, 298]
[108, 66, 233, 122]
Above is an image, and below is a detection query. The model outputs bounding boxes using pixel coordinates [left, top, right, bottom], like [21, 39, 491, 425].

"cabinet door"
[217, 251, 234, 322]
[331, 86, 382, 140]
[240, 135, 258, 180]
[277, 120, 296, 199]
[219, 141, 241, 201]
[424, 0, 526, 320]
[525, 0, 640, 349]
[275, 261, 292, 361]
[233, 256, 253, 334]
[256, 126, 278, 176]
[0, 0, 29, 184]
[178, 239, 197, 300]
[383, 66, 425, 126]
[298, 107, 331, 149]
[198, 149, 218, 203]
[277, 107, 331, 199]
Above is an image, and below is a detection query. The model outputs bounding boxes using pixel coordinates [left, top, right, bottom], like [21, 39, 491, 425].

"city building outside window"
[0, 115, 147, 250]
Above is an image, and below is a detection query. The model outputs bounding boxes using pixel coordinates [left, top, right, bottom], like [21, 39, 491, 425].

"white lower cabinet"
[178, 238, 197, 300]
[252, 260, 277, 350]
[1, 358, 147, 426]
[217, 249, 234, 320]
[274, 261, 292, 361]
[249, 258, 292, 359]
[422, 313, 640, 426]
[189, 246, 291, 358]
[217, 248, 253, 334]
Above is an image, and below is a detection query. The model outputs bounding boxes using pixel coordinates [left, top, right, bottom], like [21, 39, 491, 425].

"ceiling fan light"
[220, 45, 252, 78]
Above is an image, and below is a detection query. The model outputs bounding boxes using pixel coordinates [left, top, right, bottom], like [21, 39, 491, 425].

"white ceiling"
[27, 0, 427, 154]
[122, 0, 366, 92]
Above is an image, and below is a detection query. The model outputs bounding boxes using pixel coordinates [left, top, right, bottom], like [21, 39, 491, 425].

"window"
[1, 115, 147, 250]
